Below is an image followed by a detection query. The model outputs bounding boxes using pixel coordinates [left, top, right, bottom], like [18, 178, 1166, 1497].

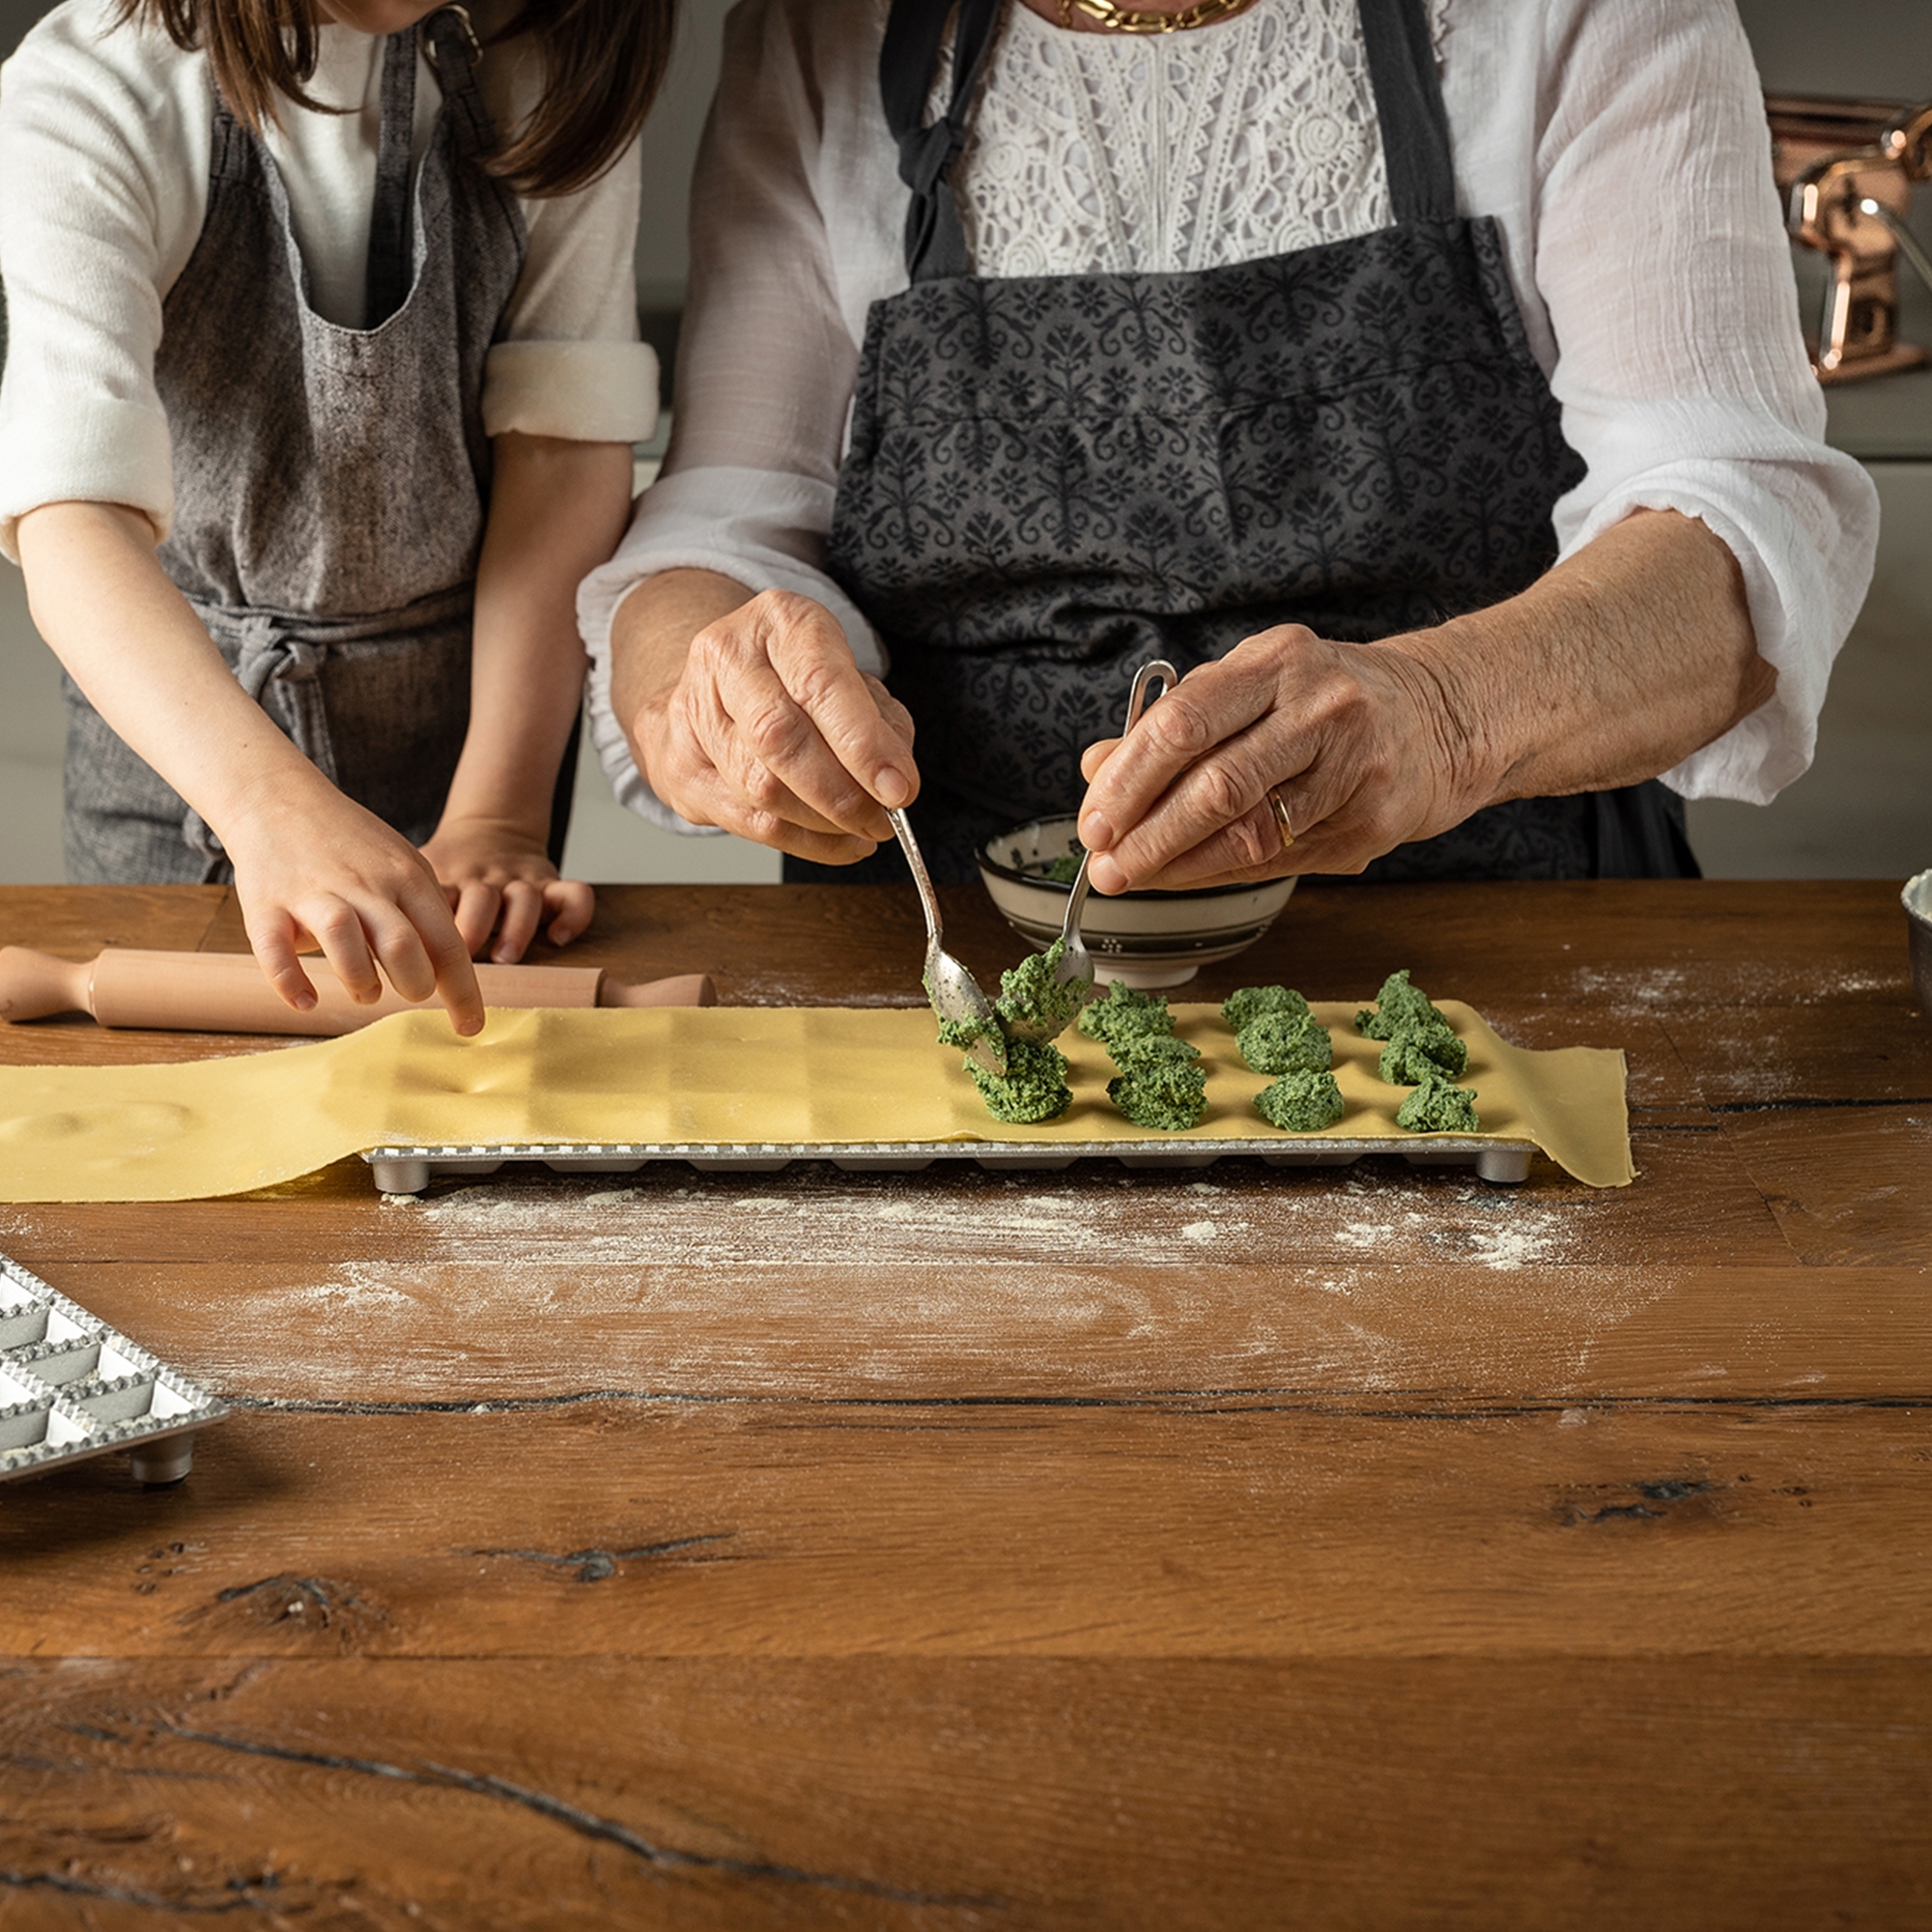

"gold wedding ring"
[1265, 787, 1294, 852]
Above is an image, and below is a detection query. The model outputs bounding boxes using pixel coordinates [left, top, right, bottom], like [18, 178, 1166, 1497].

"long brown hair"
[116, 0, 676, 197]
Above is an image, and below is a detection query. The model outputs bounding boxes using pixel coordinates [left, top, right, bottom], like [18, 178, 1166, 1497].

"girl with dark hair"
[0, 0, 675, 1030]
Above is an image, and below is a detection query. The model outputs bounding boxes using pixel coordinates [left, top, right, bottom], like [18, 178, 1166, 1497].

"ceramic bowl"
[1905, 870, 1932, 1025]
[979, 814, 1296, 989]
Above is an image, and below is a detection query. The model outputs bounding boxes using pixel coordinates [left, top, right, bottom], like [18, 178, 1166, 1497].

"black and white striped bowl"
[980, 814, 1297, 990]
[1906, 870, 1932, 1026]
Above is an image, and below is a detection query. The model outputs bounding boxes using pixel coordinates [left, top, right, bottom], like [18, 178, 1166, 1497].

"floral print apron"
[818, 0, 1696, 885]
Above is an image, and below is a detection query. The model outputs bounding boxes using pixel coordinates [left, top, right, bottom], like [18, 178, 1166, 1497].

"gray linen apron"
[812, 0, 1697, 885]
[63, 10, 539, 884]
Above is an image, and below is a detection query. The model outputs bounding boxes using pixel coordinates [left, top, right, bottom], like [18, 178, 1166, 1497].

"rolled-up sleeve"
[483, 132, 658, 444]
[1529, 0, 1879, 804]
[0, 15, 188, 559]
[580, 0, 877, 831]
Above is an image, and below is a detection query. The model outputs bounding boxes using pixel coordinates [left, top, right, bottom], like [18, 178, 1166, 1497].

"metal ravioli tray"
[1, 1252, 226, 1487]
[364, 1135, 1535, 1193]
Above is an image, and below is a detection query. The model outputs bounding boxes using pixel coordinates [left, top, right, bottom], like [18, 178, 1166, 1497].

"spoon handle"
[1062, 658, 1178, 946]
[889, 807, 945, 954]
[1122, 659, 1179, 737]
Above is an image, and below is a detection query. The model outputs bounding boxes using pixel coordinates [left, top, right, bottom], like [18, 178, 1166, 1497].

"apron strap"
[1354, 0, 1457, 224]
[881, 0, 1005, 281]
[422, 6, 497, 164]
[363, 25, 420, 330]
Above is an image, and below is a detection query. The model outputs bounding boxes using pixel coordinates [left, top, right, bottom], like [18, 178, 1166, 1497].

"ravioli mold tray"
[364, 1135, 1535, 1193]
[1, 1252, 226, 1486]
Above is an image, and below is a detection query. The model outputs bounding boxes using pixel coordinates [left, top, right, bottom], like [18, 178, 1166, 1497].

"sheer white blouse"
[583, 0, 1879, 832]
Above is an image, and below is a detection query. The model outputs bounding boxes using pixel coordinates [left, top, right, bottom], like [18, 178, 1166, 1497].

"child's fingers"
[544, 880, 596, 948]
[489, 882, 546, 964]
[248, 912, 320, 1014]
[451, 881, 504, 958]
[305, 898, 384, 1006]
[393, 879, 485, 1036]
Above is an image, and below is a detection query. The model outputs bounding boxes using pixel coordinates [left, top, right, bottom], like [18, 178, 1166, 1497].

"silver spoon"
[1058, 657, 1178, 980]
[1002, 658, 1179, 1045]
[891, 805, 1007, 1077]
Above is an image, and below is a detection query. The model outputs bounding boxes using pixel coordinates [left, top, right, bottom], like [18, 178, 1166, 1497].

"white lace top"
[582, 0, 1879, 830]
[957, 0, 1399, 276]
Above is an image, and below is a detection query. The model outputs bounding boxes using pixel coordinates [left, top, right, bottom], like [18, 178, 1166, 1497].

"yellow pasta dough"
[0, 1001, 1633, 1202]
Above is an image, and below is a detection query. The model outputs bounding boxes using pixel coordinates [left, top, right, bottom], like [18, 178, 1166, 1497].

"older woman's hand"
[616, 572, 920, 865]
[1074, 627, 1492, 893]
[1072, 511, 1771, 893]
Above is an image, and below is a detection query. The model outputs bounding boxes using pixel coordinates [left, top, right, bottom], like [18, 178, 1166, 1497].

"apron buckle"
[423, 6, 483, 76]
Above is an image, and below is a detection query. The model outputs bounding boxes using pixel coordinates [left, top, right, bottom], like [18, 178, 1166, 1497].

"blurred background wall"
[0, 0, 1926, 884]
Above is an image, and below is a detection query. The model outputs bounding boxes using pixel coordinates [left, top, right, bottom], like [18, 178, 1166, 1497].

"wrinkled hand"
[222, 771, 486, 1035]
[421, 816, 594, 963]
[633, 590, 918, 865]
[1076, 627, 1487, 892]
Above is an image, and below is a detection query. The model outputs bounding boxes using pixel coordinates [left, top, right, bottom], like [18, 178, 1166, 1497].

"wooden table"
[1, 880, 1927, 1929]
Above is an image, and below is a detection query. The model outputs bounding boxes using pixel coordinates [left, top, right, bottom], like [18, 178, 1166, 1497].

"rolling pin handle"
[0, 947, 97, 1022]
[597, 972, 718, 1009]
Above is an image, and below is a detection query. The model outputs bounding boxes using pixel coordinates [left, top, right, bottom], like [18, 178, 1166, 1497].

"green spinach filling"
[1355, 968, 1447, 1041]
[1222, 983, 1312, 1034]
[966, 1037, 1074, 1124]
[992, 937, 1094, 1039]
[1395, 1071, 1481, 1133]
[1255, 1068, 1347, 1132]
[1106, 1035, 1208, 1131]
[1077, 980, 1176, 1051]
[1237, 1009, 1332, 1076]
[1377, 1018, 1468, 1085]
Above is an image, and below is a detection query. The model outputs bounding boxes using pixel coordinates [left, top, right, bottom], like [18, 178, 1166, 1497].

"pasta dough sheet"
[0, 1001, 1633, 1202]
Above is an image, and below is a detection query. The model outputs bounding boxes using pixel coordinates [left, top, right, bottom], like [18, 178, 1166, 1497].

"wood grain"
[3, 1254, 1918, 1406]
[4, 1659, 1929, 1931]
[2, 1401, 1927, 1660]
[2, 882, 1927, 1926]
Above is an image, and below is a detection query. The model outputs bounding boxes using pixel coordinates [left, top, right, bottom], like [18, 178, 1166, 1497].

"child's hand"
[421, 816, 596, 964]
[224, 780, 486, 1036]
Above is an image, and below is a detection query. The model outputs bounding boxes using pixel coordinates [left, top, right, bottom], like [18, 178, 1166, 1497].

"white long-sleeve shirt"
[582, 0, 1879, 833]
[0, 0, 659, 559]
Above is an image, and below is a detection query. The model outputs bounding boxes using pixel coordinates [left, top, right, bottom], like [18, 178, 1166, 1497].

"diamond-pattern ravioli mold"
[0, 1252, 225, 1486]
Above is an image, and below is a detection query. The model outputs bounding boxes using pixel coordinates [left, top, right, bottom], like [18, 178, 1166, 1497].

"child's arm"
[422, 432, 635, 962]
[15, 501, 486, 1034]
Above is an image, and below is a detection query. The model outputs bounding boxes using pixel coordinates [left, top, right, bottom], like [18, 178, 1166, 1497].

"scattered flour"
[360, 1162, 1599, 1277]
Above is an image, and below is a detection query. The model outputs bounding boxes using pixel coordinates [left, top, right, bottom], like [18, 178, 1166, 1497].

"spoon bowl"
[892, 807, 1006, 1076]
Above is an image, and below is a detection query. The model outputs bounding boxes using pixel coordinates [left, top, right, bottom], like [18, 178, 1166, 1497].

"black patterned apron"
[814, 0, 1696, 886]
[63, 11, 575, 883]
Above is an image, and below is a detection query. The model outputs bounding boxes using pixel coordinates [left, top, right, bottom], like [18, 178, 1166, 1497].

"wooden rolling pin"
[0, 947, 715, 1036]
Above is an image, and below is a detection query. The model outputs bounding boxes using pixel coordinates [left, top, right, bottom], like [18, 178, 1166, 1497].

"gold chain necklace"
[1056, 0, 1264, 33]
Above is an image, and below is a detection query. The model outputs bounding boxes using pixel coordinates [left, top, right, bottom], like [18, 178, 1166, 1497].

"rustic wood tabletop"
[1, 878, 1927, 1929]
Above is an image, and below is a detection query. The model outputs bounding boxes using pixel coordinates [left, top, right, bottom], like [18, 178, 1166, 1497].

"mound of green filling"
[1222, 983, 1311, 1034]
[936, 1015, 988, 1052]
[1040, 852, 1084, 884]
[1113, 1034, 1199, 1070]
[1077, 980, 1175, 1050]
[992, 936, 1094, 1038]
[1254, 1068, 1346, 1132]
[1356, 968, 1448, 1041]
[1395, 1071, 1480, 1133]
[1237, 1009, 1332, 1076]
[1107, 1037, 1208, 1131]
[967, 1037, 1073, 1123]
[1378, 1018, 1468, 1085]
